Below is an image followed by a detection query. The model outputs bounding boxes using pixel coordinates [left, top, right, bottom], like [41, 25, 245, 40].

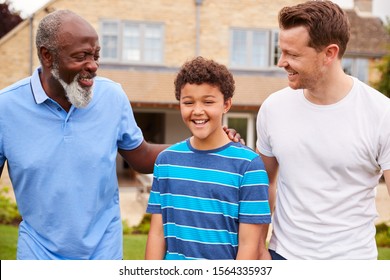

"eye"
[286, 52, 298, 58]
[182, 101, 193, 105]
[94, 51, 100, 61]
[74, 52, 100, 62]
[75, 54, 87, 61]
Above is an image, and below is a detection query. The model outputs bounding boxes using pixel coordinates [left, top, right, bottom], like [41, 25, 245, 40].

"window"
[100, 20, 164, 64]
[342, 57, 369, 83]
[230, 28, 279, 69]
[101, 21, 119, 59]
[223, 113, 255, 149]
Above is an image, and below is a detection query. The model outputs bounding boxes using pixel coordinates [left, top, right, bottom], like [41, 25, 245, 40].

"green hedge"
[0, 187, 21, 225]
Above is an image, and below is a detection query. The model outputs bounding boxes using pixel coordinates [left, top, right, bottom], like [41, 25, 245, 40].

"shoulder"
[265, 86, 295, 100]
[0, 78, 31, 113]
[224, 142, 260, 161]
[93, 76, 127, 97]
[166, 140, 189, 151]
[261, 86, 299, 111]
[91, 76, 129, 105]
[352, 77, 390, 111]
[0, 77, 31, 98]
[93, 76, 123, 92]
[157, 140, 190, 161]
[225, 143, 266, 172]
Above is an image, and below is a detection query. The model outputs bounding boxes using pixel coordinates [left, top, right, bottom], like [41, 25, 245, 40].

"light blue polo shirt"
[0, 68, 143, 259]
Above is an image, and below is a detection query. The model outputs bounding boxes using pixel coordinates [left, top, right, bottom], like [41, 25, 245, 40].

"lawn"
[0, 224, 147, 260]
[1, 224, 389, 260]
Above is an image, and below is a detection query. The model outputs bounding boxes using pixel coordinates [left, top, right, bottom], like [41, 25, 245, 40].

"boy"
[145, 57, 271, 260]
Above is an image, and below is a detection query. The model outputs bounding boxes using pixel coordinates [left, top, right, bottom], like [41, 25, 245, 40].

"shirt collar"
[31, 67, 49, 104]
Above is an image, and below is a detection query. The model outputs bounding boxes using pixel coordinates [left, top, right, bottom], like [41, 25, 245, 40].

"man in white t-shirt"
[256, 0, 390, 259]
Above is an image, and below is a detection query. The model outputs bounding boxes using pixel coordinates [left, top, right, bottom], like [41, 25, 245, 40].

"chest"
[267, 105, 378, 169]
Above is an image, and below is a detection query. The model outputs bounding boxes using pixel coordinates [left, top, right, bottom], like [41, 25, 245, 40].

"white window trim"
[223, 112, 255, 149]
[100, 19, 164, 65]
[230, 28, 279, 70]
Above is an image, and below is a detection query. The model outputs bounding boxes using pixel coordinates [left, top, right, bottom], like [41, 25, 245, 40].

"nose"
[277, 53, 288, 68]
[85, 57, 99, 73]
[193, 103, 204, 115]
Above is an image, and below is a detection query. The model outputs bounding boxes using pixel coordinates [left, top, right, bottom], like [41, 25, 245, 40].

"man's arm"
[236, 223, 270, 260]
[119, 129, 243, 174]
[383, 170, 390, 196]
[119, 141, 169, 174]
[145, 214, 166, 259]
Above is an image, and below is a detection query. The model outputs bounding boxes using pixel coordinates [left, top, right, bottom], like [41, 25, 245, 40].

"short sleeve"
[238, 156, 271, 224]
[146, 162, 162, 214]
[378, 108, 390, 171]
[0, 118, 5, 166]
[256, 101, 273, 157]
[116, 89, 144, 150]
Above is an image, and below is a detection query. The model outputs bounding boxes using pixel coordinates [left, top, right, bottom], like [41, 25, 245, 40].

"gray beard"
[51, 68, 93, 108]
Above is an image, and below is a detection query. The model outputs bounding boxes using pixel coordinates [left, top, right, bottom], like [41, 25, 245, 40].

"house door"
[134, 112, 165, 144]
[118, 112, 165, 182]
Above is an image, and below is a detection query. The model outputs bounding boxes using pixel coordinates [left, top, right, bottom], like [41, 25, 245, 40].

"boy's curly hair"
[174, 56, 235, 101]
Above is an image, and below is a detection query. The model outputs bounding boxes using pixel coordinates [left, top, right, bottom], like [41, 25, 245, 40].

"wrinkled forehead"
[58, 15, 98, 46]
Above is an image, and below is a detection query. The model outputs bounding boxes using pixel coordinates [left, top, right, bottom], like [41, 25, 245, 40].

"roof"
[97, 69, 288, 110]
[346, 9, 390, 57]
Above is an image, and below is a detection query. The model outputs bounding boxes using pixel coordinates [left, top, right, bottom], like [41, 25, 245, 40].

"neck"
[304, 72, 353, 105]
[40, 70, 72, 112]
[190, 131, 231, 151]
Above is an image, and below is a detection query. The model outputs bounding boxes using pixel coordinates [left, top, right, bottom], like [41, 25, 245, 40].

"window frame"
[342, 57, 369, 83]
[100, 19, 165, 65]
[230, 28, 279, 70]
[223, 112, 255, 150]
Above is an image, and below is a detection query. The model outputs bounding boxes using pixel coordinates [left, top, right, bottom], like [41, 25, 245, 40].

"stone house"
[0, 0, 389, 187]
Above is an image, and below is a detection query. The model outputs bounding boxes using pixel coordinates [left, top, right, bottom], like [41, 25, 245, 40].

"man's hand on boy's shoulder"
[223, 126, 246, 145]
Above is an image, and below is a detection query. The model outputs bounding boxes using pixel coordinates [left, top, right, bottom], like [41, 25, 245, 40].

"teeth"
[194, 120, 206, 124]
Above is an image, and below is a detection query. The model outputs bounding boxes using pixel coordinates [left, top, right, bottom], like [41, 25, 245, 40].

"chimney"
[354, 0, 373, 13]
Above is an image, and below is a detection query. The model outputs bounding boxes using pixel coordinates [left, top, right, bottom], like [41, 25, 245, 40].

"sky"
[4, 0, 390, 21]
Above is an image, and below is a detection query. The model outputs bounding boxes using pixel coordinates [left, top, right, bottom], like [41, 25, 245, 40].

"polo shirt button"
[57, 107, 62, 111]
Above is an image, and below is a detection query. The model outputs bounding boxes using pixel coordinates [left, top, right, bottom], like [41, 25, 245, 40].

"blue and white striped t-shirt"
[146, 139, 271, 260]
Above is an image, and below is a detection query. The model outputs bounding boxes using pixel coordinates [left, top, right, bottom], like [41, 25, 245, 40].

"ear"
[224, 98, 232, 113]
[323, 44, 339, 65]
[40, 46, 54, 69]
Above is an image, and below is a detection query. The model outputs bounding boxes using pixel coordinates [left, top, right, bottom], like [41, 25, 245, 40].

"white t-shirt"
[257, 77, 390, 259]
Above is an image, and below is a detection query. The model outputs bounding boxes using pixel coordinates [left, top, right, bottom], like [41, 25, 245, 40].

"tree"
[374, 17, 390, 98]
[0, 1, 23, 39]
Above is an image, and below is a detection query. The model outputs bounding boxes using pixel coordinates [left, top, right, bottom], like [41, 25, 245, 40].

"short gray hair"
[35, 10, 76, 63]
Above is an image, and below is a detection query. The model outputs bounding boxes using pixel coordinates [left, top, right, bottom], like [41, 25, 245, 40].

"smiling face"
[180, 83, 232, 150]
[277, 26, 326, 91]
[49, 14, 100, 108]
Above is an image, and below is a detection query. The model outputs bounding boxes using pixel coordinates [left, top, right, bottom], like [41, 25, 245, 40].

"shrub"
[0, 187, 21, 225]
[376, 223, 390, 248]
[122, 219, 132, 235]
[130, 214, 151, 234]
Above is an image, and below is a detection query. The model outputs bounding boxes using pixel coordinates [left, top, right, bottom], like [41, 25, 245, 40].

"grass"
[123, 234, 147, 260]
[378, 247, 390, 260]
[0, 224, 389, 260]
[0, 224, 18, 259]
[0, 224, 147, 260]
